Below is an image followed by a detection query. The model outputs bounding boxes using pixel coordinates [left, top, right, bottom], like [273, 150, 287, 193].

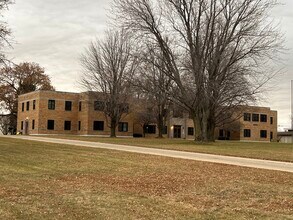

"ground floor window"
[78, 121, 81, 131]
[162, 126, 168, 135]
[32, 120, 35, 130]
[93, 121, 104, 131]
[144, 125, 156, 134]
[260, 130, 267, 138]
[118, 122, 128, 132]
[188, 127, 194, 136]
[64, 121, 71, 131]
[47, 120, 55, 130]
[21, 121, 23, 130]
[244, 129, 251, 137]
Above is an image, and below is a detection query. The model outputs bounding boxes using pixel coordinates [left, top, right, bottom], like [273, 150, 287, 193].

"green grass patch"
[0, 137, 292, 219]
[43, 135, 293, 162]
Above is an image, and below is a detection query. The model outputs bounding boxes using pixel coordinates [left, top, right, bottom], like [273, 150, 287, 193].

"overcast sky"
[3, 0, 293, 130]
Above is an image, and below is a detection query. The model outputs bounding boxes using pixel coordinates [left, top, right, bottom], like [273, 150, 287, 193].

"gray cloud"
[3, 0, 293, 130]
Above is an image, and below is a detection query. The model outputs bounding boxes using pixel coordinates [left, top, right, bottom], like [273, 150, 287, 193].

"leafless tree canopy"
[0, 0, 12, 65]
[113, 0, 283, 141]
[80, 29, 137, 137]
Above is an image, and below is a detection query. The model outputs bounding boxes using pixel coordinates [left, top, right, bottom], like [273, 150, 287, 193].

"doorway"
[173, 125, 181, 138]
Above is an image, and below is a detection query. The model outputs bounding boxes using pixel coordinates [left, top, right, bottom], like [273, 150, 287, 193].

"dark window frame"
[260, 114, 267, 123]
[33, 100, 36, 110]
[64, 121, 71, 131]
[65, 101, 72, 111]
[26, 101, 30, 111]
[260, 130, 267, 138]
[22, 103, 24, 112]
[78, 121, 81, 131]
[144, 125, 156, 134]
[32, 120, 35, 130]
[48, 100, 55, 110]
[270, 117, 273, 125]
[79, 101, 82, 111]
[47, 120, 55, 130]
[21, 121, 24, 130]
[188, 127, 194, 136]
[118, 122, 128, 132]
[243, 113, 251, 121]
[93, 121, 104, 131]
[244, 129, 251, 138]
[252, 114, 259, 122]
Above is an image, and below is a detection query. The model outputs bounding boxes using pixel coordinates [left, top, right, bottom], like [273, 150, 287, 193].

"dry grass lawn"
[44, 135, 293, 162]
[0, 137, 292, 219]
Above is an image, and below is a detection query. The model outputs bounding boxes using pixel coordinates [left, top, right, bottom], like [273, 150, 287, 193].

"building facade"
[18, 90, 278, 142]
[17, 91, 134, 136]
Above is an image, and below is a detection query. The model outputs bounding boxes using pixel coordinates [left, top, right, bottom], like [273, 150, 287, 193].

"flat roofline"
[18, 90, 80, 97]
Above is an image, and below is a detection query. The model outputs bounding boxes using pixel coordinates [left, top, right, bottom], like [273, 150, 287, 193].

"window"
[21, 121, 23, 130]
[94, 101, 104, 111]
[162, 126, 168, 135]
[243, 113, 251, 121]
[118, 122, 128, 132]
[188, 127, 194, 136]
[65, 101, 72, 111]
[48, 100, 55, 110]
[93, 121, 104, 131]
[78, 121, 81, 131]
[144, 125, 156, 134]
[252, 114, 259, 122]
[64, 121, 71, 130]
[79, 102, 82, 111]
[270, 132, 273, 140]
[22, 103, 24, 112]
[47, 120, 55, 130]
[32, 120, 35, 130]
[26, 101, 30, 111]
[270, 117, 273, 125]
[244, 129, 251, 137]
[260, 114, 267, 122]
[260, 130, 267, 138]
[33, 100, 36, 110]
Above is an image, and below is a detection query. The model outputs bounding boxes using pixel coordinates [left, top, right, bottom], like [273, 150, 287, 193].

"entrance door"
[173, 125, 181, 138]
[24, 121, 29, 135]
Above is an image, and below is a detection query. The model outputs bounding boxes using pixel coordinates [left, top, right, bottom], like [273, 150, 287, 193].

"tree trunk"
[110, 119, 117, 138]
[157, 113, 164, 138]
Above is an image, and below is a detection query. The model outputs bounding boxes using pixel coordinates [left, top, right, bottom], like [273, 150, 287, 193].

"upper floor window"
[65, 101, 72, 111]
[260, 114, 267, 122]
[118, 122, 128, 132]
[79, 101, 82, 111]
[48, 100, 55, 110]
[22, 103, 24, 112]
[270, 117, 273, 125]
[252, 114, 259, 122]
[94, 101, 104, 111]
[26, 101, 30, 111]
[33, 100, 36, 110]
[243, 113, 251, 121]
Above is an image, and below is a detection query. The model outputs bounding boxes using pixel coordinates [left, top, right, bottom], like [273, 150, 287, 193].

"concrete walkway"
[3, 135, 293, 173]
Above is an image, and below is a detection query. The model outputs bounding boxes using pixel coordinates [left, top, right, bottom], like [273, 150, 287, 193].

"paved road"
[3, 135, 293, 173]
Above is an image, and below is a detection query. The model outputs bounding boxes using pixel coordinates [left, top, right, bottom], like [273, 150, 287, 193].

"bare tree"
[113, 0, 283, 142]
[133, 45, 171, 138]
[0, 0, 12, 65]
[0, 114, 10, 135]
[81, 29, 137, 137]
